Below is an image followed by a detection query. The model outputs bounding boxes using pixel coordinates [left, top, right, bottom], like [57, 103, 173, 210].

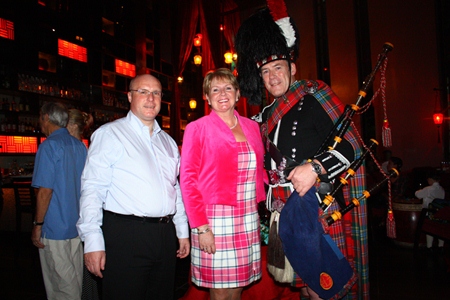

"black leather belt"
[105, 210, 174, 223]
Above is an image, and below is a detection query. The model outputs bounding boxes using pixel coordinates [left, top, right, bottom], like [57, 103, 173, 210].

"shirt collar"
[48, 127, 68, 137]
[127, 111, 161, 136]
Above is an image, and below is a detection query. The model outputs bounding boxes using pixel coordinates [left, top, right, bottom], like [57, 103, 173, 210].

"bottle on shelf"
[11, 118, 17, 132]
[34, 118, 41, 134]
[26, 118, 32, 132]
[18, 98, 24, 111]
[49, 81, 54, 96]
[6, 117, 12, 132]
[17, 73, 24, 91]
[18, 117, 25, 133]
[11, 97, 17, 112]
[0, 117, 6, 132]
[9, 160, 19, 176]
[1, 98, 6, 111]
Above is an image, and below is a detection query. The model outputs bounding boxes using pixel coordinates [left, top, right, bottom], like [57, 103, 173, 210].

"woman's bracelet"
[197, 227, 210, 234]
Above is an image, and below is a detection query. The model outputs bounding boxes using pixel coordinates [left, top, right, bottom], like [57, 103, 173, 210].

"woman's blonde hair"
[202, 68, 239, 96]
[68, 108, 92, 136]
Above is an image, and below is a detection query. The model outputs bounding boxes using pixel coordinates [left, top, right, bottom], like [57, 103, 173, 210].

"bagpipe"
[278, 43, 394, 299]
[310, 42, 394, 216]
[315, 42, 394, 155]
[317, 42, 395, 223]
[320, 138, 379, 212]
[324, 168, 399, 227]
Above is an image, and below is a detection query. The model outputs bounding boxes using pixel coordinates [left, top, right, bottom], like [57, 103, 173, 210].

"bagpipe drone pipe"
[278, 43, 394, 299]
[324, 168, 399, 227]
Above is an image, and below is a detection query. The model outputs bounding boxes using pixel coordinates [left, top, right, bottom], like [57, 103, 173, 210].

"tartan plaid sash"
[262, 80, 323, 146]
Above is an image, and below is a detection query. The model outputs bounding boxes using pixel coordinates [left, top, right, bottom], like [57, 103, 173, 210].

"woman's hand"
[197, 225, 216, 254]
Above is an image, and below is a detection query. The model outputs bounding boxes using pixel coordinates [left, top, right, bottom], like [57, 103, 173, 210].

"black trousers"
[101, 211, 178, 300]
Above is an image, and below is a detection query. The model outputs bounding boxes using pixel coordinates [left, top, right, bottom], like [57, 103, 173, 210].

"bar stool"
[9, 178, 37, 265]
[12, 179, 36, 233]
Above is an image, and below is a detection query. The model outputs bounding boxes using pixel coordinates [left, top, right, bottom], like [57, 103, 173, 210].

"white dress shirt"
[77, 111, 189, 253]
[415, 181, 445, 209]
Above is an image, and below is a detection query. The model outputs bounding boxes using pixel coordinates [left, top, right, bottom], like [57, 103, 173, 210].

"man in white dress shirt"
[77, 74, 190, 300]
[415, 171, 445, 249]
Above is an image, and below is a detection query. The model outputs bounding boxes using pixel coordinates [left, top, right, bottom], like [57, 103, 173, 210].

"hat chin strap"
[286, 61, 293, 95]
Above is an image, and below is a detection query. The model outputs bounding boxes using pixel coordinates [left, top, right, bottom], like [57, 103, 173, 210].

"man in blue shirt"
[31, 102, 87, 300]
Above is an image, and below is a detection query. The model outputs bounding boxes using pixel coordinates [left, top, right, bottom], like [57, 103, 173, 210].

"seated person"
[415, 170, 445, 250]
[387, 156, 408, 200]
[381, 149, 392, 174]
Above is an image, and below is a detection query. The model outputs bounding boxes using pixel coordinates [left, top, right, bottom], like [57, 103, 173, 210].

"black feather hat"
[235, 1, 299, 105]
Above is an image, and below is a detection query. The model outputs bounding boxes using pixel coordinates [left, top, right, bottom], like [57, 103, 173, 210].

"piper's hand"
[287, 164, 318, 196]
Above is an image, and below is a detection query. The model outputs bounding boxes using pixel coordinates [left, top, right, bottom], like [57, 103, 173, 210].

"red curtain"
[175, 0, 200, 78]
[223, 0, 240, 53]
[173, 0, 221, 79]
[173, 0, 200, 143]
[173, 0, 246, 136]
[174, 0, 220, 119]
[199, 1, 216, 77]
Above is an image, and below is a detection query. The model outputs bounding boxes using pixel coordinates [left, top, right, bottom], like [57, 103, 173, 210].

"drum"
[392, 199, 424, 247]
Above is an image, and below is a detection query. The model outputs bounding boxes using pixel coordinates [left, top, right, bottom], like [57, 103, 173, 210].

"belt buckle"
[159, 216, 171, 223]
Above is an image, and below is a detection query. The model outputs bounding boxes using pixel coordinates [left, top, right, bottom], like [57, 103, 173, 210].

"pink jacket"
[180, 110, 267, 228]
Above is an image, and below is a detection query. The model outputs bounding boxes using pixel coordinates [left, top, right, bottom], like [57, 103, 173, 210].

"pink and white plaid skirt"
[191, 141, 262, 288]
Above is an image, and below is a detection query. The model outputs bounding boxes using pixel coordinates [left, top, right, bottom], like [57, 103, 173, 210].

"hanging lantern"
[433, 89, 444, 143]
[189, 98, 197, 110]
[433, 112, 444, 143]
[433, 112, 444, 125]
[193, 54, 202, 65]
[193, 34, 202, 47]
[177, 76, 183, 83]
[224, 51, 233, 64]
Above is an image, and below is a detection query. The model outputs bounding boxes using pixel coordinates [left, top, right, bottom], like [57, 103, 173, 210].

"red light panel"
[115, 59, 136, 77]
[58, 39, 87, 63]
[0, 18, 14, 40]
[0, 136, 38, 153]
[40, 136, 87, 148]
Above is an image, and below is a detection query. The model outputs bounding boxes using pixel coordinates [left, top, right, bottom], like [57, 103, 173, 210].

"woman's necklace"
[229, 115, 238, 129]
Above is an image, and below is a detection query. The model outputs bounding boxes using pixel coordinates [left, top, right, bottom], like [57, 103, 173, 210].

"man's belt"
[105, 210, 174, 223]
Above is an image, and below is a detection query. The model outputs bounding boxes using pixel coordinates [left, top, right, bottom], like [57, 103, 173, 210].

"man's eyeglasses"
[130, 89, 163, 98]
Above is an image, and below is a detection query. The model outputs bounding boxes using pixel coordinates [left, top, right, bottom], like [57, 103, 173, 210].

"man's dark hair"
[426, 169, 441, 182]
[390, 157, 403, 171]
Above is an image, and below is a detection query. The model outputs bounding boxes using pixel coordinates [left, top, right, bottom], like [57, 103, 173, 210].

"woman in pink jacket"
[180, 68, 267, 300]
